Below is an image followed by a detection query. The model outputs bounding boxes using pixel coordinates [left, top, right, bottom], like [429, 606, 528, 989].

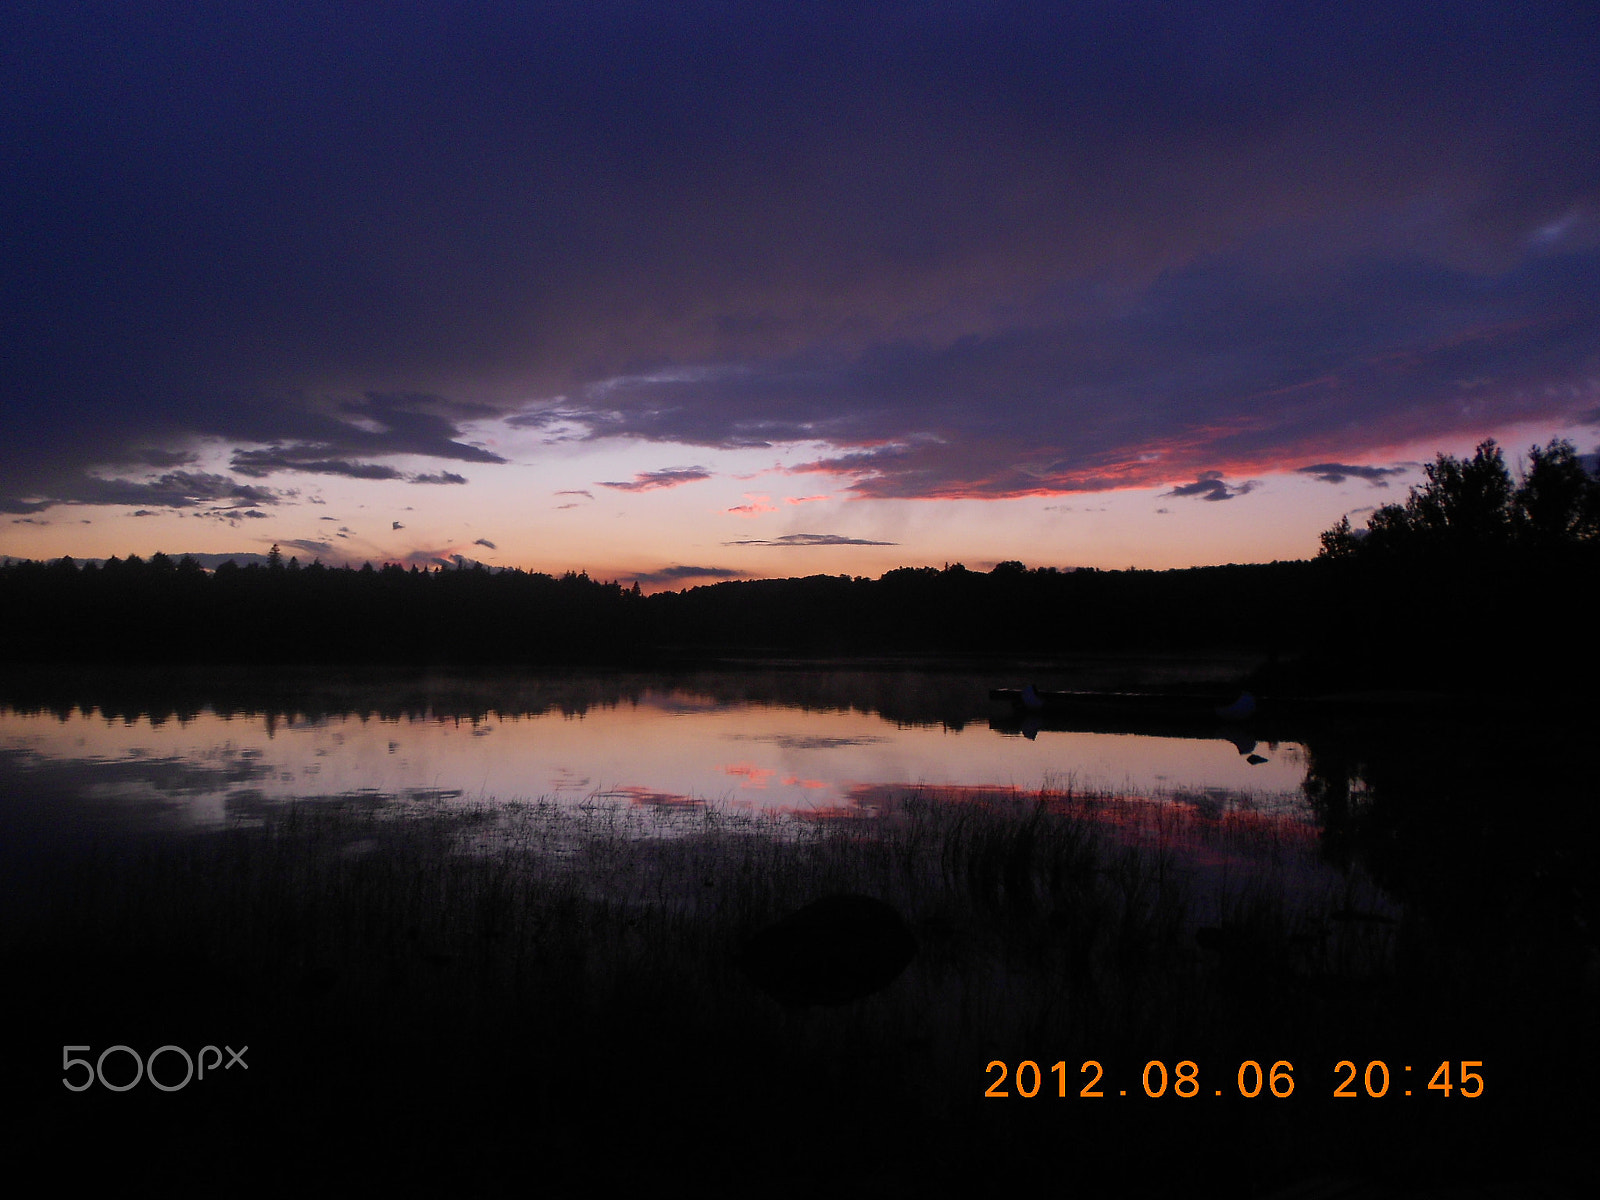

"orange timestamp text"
[984, 1059, 1485, 1100]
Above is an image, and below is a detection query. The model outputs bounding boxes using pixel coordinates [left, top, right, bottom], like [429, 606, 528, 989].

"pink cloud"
[725, 493, 778, 517]
[599, 467, 712, 492]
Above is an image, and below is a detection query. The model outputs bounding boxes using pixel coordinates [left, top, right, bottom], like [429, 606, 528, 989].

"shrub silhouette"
[1310, 437, 1599, 693]
[1320, 437, 1600, 561]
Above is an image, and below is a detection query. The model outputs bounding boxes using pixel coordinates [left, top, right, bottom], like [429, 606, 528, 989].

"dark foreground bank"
[3, 789, 1592, 1195]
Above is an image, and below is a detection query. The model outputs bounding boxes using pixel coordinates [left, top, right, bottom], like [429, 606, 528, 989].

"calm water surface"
[0, 670, 1312, 834]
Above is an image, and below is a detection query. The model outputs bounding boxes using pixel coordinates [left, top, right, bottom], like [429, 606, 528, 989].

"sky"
[3, 1, 1597, 588]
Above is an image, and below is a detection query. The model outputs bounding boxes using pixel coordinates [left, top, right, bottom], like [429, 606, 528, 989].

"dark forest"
[4, 440, 1596, 695]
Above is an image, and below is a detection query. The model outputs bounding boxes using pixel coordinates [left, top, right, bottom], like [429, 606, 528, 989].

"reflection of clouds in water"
[1, 744, 277, 798]
[724, 733, 890, 751]
[1164, 785, 1314, 824]
[548, 767, 591, 793]
[1172, 788, 1233, 820]
[0, 744, 285, 841]
[641, 693, 724, 715]
[4, 687, 1315, 832]
[722, 763, 776, 789]
[836, 780, 1316, 830]
[224, 786, 466, 827]
[593, 785, 704, 809]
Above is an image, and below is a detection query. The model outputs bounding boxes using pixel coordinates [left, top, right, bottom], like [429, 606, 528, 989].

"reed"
[2, 785, 1575, 1193]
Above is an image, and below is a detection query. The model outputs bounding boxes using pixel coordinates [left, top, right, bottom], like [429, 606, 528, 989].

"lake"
[4, 665, 1592, 1194]
[0, 667, 1312, 834]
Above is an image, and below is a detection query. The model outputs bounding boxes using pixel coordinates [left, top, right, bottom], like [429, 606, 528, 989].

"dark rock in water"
[736, 894, 917, 1007]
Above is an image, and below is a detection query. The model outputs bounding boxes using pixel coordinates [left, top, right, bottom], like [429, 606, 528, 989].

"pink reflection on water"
[1, 691, 1315, 835]
[595, 785, 704, 809]
[796, 781, 1320, 878]
[720, 762, 777, 789]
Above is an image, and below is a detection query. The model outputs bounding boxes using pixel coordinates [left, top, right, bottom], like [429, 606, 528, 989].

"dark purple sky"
[3, 2, 1597, 574]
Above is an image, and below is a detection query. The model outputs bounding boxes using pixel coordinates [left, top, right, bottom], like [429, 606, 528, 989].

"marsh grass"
[2, 786, 1579, 1194]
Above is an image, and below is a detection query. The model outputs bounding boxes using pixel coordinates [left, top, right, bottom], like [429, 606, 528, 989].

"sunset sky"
[3, 2, 1596, 588]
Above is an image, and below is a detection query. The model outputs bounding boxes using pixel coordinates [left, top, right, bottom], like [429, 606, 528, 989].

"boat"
[986, 687, 1276, 740]
[989, 687, 1258, 722]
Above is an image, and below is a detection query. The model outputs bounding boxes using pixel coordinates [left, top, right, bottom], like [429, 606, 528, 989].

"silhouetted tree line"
[1, 550, 1326, 666]
[0, 555, 646, 665]
[1318, 438, 1600, 560]
[4, 438, 1593, 683]
[1307, 438, 1600, 693]
[642, 559, 1324, 657]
